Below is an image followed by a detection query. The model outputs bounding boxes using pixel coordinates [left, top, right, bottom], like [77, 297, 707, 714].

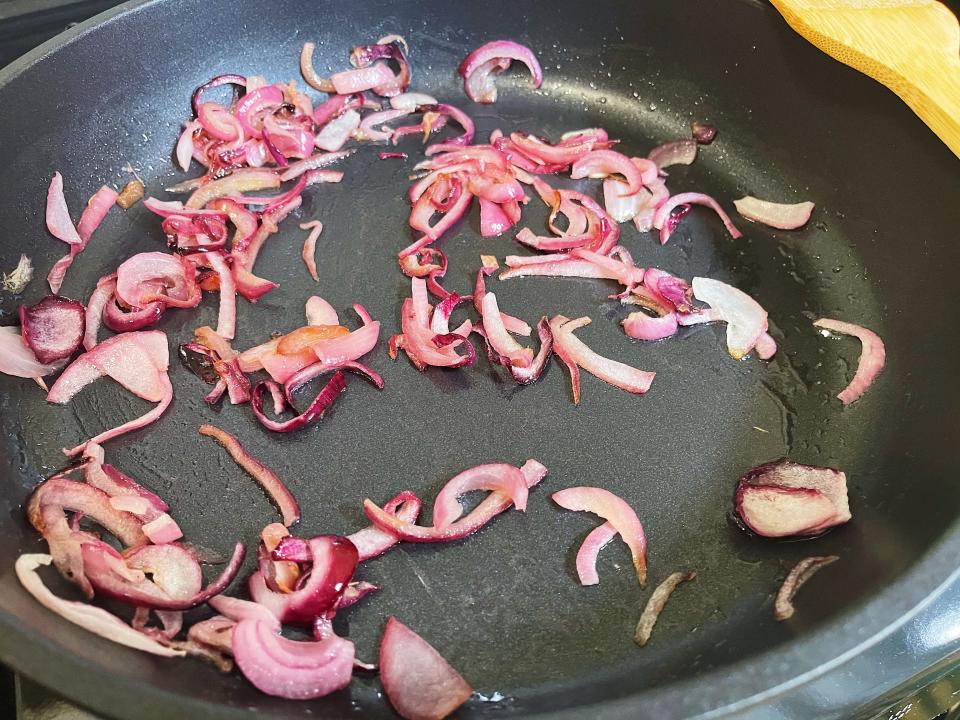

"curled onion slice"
[199, 424, 300, 526]
[0, 325, 59, 384]
[347, 491, 422, 561]
[774, 556, 839, 621]
[634, 571, 697, 646]
[16, 554, 182, 657]
[813, 318, 885, 405]
[653, 192, 742, 244]
[550, 315, 655, 404]
[690, 277, 768, 360]
[552, 486, 648, 585]
[432, 464, 530, 527]
[576, 522, 617, 586]
[458, 40, 543, 104]
[734, 196, 815, 230]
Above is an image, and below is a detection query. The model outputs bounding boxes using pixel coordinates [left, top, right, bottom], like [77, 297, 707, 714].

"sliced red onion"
[379, 151, 408, 160]
[480, 293, 533, 368]
[176, 121, 200, 172]
[208, 595, 280, 627]
[102, 295, 165, 333]
[632, 179, 670, 232]
[575, 522, 617, 586]
[478, 197, 514, 237]
[552, 486, 648, 585]
[571, 150, 654, 195]
[380, 617, 472, 720]
[634, 571, 697, 646]
[201, 251, 235, 340]
[741, 461, 851, 529]
[736, 485, 836, 538]
[16, 554, 183, 657]
[115, 252, 200, 310]
[81, 445, 168, 522]
[432, 464, 530, 527]
[47, 331, 173, 456]
[690, 277, 768, 360]
[47, 181, 117, 294]
[19, 295, 85, 364]
[363, 459, 547, 543]
[487, 316, 553, 385]
[185, 168, 280, 210]
[315, 109, 361, 152]
[474, 266, 530, 336]
[199, 424, 300, 526]
[299, 221, 322, 282]
[691, 121, 718, 145]
[45, 172, 81, 246]
[755, 332, 778, 360]
[647, 140, 698, 169]
[232, 618, 354, 700]
[622, 311, 678, 342]
[550, 315, 655, 404]
[733, 196, 815, 230]
[774, 556, 839, 621]
[186, 615, 235, 660]
[299, 42, 335, 92]
[305, 296, 339, 327]
[507, 130, 608, 167]
[337, 580, 380, 609]
[653, 192, 742, 244]
[332, 62, 396, 95]
[422, 104, 476, 155]
[459, 40, 542, 104]
[251, 371, 347, 433]
[347, 491, 422, 561]
[191, 74, 246, 117]
[249, 535, 359, 624]
[279, 150, 354, 182]
[28, 474, 148, 595]
[813, 318, 885, 405]
[142, 514, 183, 544]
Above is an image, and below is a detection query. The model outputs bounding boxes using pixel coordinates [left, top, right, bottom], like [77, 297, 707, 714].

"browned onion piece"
[199, 424, 300, 527]
[634, 571, 696, 647]
[774, 556, 839, 621]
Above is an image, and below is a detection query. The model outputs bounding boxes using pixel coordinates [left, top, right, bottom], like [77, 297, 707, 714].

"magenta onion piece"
[232, 619, 354, 699]
[16, 554, 183, 657]
[431, 464, 530, 527]
[248, 535, 358, 624]
[49, 184, 117, 295]
[634, 571, 697, 646]
[280, 150, 354, 182]
[739, 460, 851, 534]
[736, 485, 836, 538]
[755, 332, 777, 360]
[380, 617, 472, 720]
[199, 424, 300, 526]
[299, 221, 323, 282]
[363, 459, 547, 543]
[141, 514, 183, 544]
[315, 109, 361, 152]
[774, 556, 839, 621]
[19, 295, 85, 364]
[647, 140, 698, 169]
[653, 192, 742, 244]
[347, 491, 422, 561]
[458, 40, 543, 104]
[251, 370, 346, 433]
[553, 486, 648, 585]
[83, 274, 116, 350]
[690, 277, 768, 360]
[571, 150, 655, 195]
[480, 293, 533, 368]
[576, 522, 617, 586]
[734, 196, 815, 230]
[813, 318, 885, 405]
[45, 172, 81, 246]
[209, 594, 280, 627]
[176, 121, 200, 172]
[46, 330, 172, 456]
[623, 311, 678, 342]
[115, 251, 200, 310]
[102, 295, 166, 333]
[191, 74, 246, 117]
[550, 315, 655, 404]
[305, 296, 339, 326]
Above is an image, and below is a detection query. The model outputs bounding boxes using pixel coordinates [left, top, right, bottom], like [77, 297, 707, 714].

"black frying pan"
[0, 1, 958, 718]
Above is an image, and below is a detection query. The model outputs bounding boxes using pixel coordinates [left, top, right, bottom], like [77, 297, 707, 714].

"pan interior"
[0, 0, 958, 718]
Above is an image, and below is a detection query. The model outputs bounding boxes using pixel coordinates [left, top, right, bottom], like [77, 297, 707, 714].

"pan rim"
[0, 1, 957, 718]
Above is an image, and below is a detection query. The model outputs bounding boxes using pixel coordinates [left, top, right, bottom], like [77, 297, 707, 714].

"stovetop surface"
[1, 2, 959, 719]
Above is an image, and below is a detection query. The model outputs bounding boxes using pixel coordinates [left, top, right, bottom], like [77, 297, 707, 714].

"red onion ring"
[813, 318, 885, 405]
[251, 371, 347, 433]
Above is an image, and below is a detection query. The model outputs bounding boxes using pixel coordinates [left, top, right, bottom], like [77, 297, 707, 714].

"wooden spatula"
[769, 0, 960, 158]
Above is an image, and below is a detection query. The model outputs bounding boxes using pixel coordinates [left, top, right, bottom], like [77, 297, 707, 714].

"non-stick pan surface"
[0, 1, 958, 718]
